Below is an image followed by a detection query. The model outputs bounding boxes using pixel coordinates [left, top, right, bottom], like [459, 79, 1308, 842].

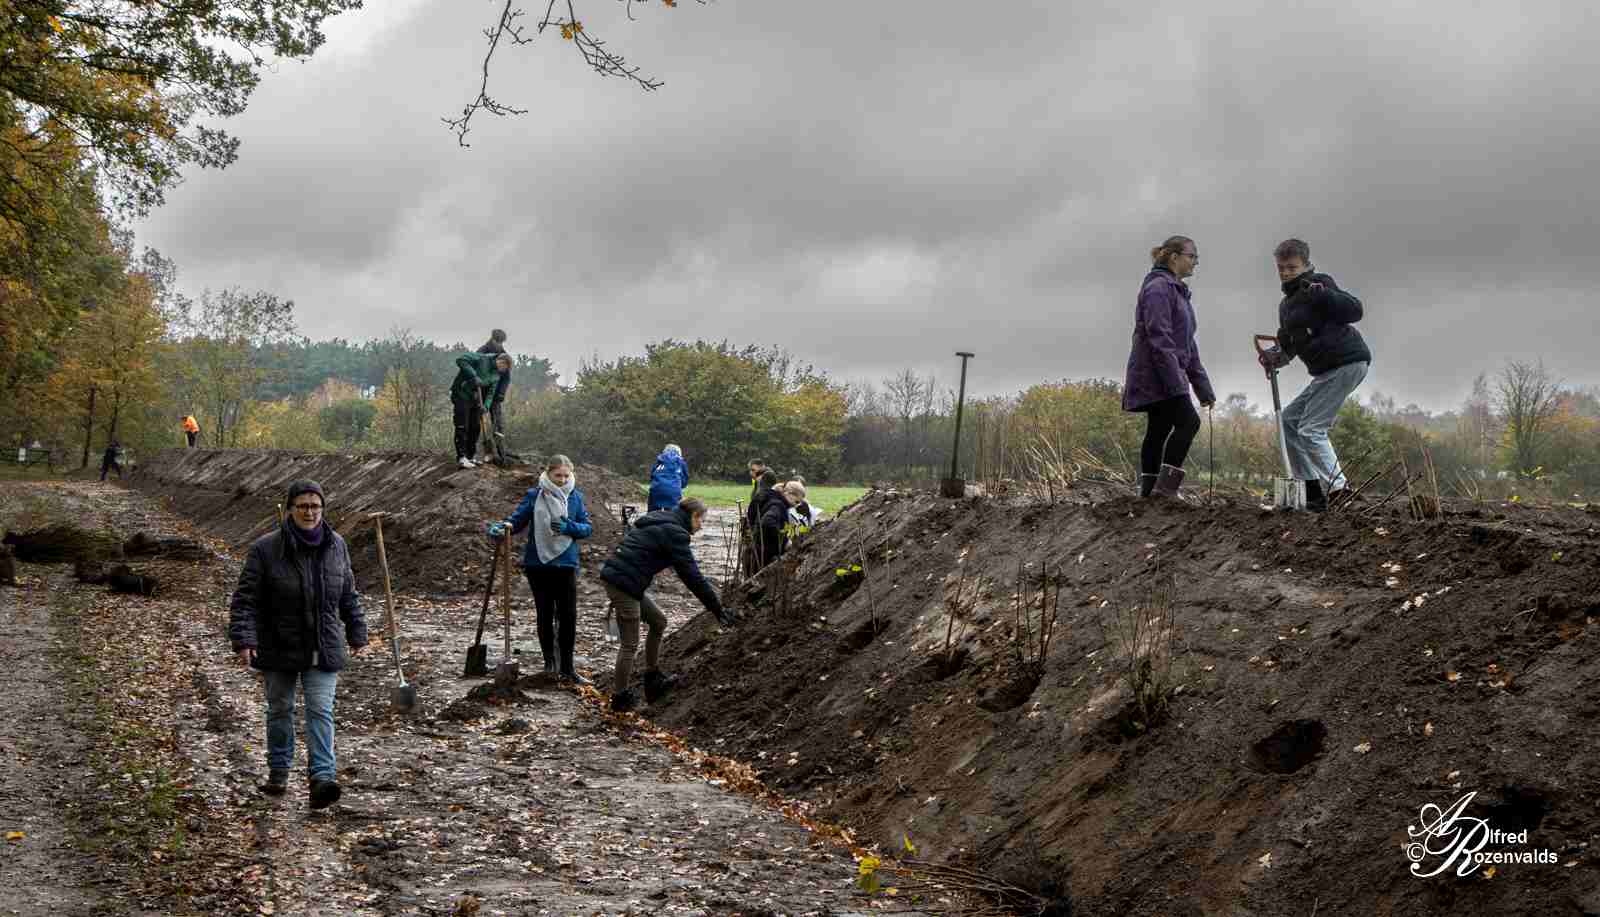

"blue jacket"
[647, 451, 689, 511]
[507, 487, 594, 569]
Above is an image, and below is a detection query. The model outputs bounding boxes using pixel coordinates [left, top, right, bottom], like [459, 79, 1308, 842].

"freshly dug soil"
[656, 487, 1600, 916]
[128, 449, 643, 594]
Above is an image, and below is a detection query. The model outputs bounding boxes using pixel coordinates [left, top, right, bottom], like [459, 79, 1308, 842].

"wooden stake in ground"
[370, 513, 417, 713]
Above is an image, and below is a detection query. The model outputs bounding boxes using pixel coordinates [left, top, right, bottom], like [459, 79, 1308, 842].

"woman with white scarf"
[489, 455, 594, 684]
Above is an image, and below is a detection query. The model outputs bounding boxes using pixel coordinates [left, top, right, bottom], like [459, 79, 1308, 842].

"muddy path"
[0, 481, 924, 916]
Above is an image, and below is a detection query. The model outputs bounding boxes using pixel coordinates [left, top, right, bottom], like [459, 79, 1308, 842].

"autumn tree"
[1496, 360, 1562, 478]
[46, 273, 167, 467]
[883, 369, 930, 475]
[370, 328, 450, 450]
[169, 289, 299, 447]
[1, 0, 361, 226]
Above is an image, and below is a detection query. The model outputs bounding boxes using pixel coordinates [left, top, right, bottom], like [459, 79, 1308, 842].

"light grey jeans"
[1281, 361, 1369, 490]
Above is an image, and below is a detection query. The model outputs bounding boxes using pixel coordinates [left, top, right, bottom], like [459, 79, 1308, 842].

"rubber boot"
[559, 649, 591, 687]
[610, 689, 639, 713]
[1305, 479, 1327, 513]
[1152, 464, 1186, 498]
[1139, 473, 1159, 498]
[642, 669, 679, 705]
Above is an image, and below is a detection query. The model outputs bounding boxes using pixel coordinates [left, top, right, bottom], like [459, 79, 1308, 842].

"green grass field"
[638, 480, 868, 515]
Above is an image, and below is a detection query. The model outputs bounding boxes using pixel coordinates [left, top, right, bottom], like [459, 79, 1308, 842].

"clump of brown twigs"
[942, 562, 987, 669]
[1012, 558, 1063, 667]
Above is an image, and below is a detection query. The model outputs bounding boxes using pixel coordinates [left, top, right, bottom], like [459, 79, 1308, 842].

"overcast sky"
[137, 0, 1600, 413]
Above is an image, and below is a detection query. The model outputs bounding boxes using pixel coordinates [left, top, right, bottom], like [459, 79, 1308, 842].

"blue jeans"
[1281, 361, 1369, 490]
[263, 668, 339, 781]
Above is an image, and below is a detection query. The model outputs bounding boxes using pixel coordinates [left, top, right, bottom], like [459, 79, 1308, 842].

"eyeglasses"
[291, 503, 323, 512]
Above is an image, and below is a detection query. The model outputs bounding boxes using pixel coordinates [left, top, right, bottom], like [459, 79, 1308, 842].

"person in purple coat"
[1122, 235, 1216, 499]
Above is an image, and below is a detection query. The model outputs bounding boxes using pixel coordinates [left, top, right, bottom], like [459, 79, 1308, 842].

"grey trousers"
[1281, 361, 1369, 490]
[604, 582, 668, 693]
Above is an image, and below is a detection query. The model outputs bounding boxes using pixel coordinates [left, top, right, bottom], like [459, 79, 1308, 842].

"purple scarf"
[289, 520, 327, 549]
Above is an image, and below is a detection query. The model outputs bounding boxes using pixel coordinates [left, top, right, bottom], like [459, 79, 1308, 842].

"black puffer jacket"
[1276, 270, 1372, 376]
[758, 488, 791, 563]
[600, 507, 723, 619]
[228, 522, 368, 672]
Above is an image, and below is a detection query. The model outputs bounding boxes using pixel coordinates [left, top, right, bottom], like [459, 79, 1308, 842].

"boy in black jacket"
[1259, 239, 1373, 511]
[599, 497, 731, 712]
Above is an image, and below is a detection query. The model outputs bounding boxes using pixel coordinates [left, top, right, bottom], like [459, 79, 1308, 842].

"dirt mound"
[128, 449, 642, 594]
[657, 489, 1600, 915]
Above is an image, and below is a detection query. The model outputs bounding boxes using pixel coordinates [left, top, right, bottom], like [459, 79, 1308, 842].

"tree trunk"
[107, 392, 121, 442]
[80, 386, 97, 469]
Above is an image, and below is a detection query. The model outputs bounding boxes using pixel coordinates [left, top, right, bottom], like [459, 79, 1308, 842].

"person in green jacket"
[452, 352, 510, 468]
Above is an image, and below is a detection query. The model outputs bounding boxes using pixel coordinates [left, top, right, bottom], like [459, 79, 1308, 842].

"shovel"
[493, 533, 519, 688]
[370, 512, 418, 713]
[463, 539, 501, 677]
[1254, 334, 1306, 511]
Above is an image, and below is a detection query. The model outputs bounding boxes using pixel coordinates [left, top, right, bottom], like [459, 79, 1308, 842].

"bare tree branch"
[446, 0, 704, 146]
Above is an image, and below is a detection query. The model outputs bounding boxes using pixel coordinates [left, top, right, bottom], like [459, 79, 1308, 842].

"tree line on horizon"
[5, 269, 1597, 501]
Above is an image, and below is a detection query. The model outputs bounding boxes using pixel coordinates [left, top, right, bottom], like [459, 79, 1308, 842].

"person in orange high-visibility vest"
[182, 414, 200, 448]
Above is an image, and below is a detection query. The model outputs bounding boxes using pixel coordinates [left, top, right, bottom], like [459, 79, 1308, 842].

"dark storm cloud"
[139, 0, 1600, 410]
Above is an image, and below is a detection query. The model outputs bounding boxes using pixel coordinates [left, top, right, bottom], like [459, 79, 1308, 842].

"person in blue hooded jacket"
[646, 444, 689, 512]
[488, 455, 594, 683]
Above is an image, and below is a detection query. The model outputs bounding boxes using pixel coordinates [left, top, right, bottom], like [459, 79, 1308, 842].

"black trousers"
[451, 396, 481, 460]
[1140, 395, 1201, 479]
[525, 566, 578, 672]
[185, 431, 197, 447]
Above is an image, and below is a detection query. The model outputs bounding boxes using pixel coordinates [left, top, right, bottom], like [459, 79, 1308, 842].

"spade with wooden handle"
[493, 532, 520, 688]
[463, 538, 501, 677]
[370, 512, 417, 713]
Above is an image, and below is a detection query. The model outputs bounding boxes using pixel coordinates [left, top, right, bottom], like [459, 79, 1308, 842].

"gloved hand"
[1259, 345, 1290, 370]
[487, 521, 509, 539]
[482, 399, 492, 414]
[1276, 326, 1312, 358]
[711, 602, 734, 627]
[549, 516, 567, 535]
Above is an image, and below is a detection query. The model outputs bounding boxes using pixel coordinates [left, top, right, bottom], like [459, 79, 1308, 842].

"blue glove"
[487, 521, 509, 539]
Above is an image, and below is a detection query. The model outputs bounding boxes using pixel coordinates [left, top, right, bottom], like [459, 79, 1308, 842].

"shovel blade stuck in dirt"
[391, 683, 417, 712]
[463, 643, 488, 678]
[1254, 334, 1307, 512]
[464, 539, 502, 678]
[371, 512, 419, 715]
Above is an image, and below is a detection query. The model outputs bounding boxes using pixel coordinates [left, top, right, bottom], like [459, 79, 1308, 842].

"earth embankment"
[657, 487, 1600, 916]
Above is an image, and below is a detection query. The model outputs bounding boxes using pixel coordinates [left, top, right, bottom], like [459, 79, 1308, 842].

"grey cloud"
[139, 0, 1600, 413]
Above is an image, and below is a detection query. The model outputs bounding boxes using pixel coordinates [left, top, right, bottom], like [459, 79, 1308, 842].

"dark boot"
[1152, 464, 1186, 498]
[308, 778, 342, 810]
[1138, 473, 1159, 498]
[642, 669, 679, 705]
[1305, 479, 1327, 513]
[610, 689, 639, 713]
[260, 769, 289, 797]
[558, 650, 591, 687]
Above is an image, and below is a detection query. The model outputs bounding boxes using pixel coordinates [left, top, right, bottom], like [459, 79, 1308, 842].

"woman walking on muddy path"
[488, 455, 595, 684]
[1122, 235, 1216, 500]
[228, 480, 368, 808]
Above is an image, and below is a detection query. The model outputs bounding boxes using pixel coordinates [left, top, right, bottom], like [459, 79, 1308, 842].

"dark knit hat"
[285, 480, 325, 506]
